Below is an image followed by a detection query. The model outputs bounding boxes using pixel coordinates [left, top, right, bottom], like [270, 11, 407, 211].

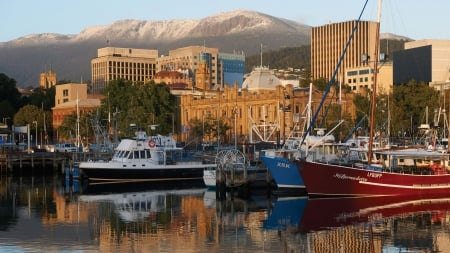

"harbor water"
[0, 171, 450, 252]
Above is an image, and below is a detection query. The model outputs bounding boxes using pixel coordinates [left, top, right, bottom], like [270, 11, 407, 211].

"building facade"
[157, 46, 245, 90]
[52, 83, 102, 133]
[311, 20, 378, 85]
[394, 39, 450, 90]
[218, 52, 245, 88]
[179, 67, 356, 149]
[345, 62, 393, 94]
[39, 70, 57, 89]
[91, 47, 158, 94]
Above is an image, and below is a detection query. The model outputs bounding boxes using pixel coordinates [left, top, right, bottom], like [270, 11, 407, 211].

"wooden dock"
[0, 151, 113, 176]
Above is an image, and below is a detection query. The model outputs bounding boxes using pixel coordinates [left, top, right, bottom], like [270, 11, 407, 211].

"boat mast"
[300, 0, 369, 148]
[368, 0, 382, 164]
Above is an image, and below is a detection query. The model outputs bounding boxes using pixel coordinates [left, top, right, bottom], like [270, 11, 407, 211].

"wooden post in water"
[216, 164, 226, 200]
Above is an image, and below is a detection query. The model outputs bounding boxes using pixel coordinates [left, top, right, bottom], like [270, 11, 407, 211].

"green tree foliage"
[352, 80, 440, 139]
[391, 80, 440, 137]
[99, 80, 177, 138]
[13, 104, 51, 139]
[57, 112, 92, 144]
[187, 115, 231, 144]
[245, 46, 310, 73]
[0, 73, 22, 120]
[27, 86, 56, 110]
[13, 105, 41, 126]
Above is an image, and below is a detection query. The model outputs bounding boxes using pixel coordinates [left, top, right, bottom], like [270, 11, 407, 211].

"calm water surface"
[1, 173, 450, 252]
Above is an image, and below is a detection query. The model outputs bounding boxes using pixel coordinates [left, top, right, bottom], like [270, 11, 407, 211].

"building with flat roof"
[91, 47, 158, 94]
[52, 83, 102, 134]
[345, 62, 393, 94]
[157, 46, 245, 90]
[394, 39, 450, 90]
[311, 20, 378, 85]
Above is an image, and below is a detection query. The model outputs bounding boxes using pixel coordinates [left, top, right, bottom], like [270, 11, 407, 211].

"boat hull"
[298, 160, 450, 197]
[203, 169, 216, 188]
[301, 194, 450, 232]
[80, 161, 214, 182]
[260, 155, 305, 192]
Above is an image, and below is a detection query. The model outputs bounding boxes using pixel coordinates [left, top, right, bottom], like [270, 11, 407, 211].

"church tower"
[195, 61, 211, 92]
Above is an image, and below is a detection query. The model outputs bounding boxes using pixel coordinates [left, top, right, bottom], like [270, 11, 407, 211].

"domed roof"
[242, 66, 281, 91]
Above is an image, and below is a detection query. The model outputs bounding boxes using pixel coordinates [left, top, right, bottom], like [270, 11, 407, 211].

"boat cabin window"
[146, 150, 151, 159]
[134, 151, 140, 159]
[140, 150, 146, 159]
[124, 151, 130, 159]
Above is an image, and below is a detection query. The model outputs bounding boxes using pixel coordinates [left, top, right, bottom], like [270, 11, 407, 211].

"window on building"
[63, 89, 68, 96]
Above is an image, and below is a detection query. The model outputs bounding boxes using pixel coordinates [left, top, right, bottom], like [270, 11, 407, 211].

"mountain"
[0, 10, 410, 88]
[0, 10, 311, 87]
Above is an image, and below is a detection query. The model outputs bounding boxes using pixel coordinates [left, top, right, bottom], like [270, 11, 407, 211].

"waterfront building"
[52, 83, 102, 141]
[312, 20, 394, 94]
[179, 66, 356, 148]
[91, 47, 158, 94]
[394, 39, 450, 90]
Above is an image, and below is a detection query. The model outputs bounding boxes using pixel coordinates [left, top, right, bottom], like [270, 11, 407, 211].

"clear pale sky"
[2, 0, 449, 42]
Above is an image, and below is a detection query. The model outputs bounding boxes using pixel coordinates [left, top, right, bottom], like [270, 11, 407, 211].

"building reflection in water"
[2, 174, 450, 252]
[0, 176, 281, 252]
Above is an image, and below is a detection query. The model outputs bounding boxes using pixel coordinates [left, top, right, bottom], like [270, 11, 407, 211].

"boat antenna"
[368, 0, 382, 165]
[300, 0, 369, 148]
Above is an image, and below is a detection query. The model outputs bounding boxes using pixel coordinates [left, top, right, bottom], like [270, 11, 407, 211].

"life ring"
[148, 140, 156, 148]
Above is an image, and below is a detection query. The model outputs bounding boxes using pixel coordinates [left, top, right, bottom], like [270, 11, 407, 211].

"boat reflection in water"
[264, 194, 450, 252]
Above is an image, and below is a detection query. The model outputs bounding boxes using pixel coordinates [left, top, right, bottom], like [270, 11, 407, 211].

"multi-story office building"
[394, 39, 450, 90]
[218, 52, 245, 88]
[91, 47, 158, 94]
[158, 46, 219, 90]
[311, 20, 379, 86]
[345, 62, 393, 94]
[157, 46, 245, 90]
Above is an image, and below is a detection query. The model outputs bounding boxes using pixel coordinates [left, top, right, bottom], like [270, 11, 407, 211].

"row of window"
[114, 150, 152, 160]
[347, 69, 374, 76]
[348, 76, 372, 83]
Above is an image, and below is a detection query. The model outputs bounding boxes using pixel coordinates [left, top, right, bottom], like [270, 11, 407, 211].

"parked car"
[54, 143, 78, 153]
[88, 143, 113, 153]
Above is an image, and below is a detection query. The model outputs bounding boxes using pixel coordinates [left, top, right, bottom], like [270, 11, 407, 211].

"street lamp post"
[233, 107, 238, 149]
[32, 121, 37, 147]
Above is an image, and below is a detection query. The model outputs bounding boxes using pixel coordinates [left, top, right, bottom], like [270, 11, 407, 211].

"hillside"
[245, 39, 407, 73]
[0, 9, 411, 88]
[0, 10, 311, 87]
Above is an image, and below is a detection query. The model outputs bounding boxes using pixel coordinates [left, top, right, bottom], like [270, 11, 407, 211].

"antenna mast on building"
[260, 44, 263, 67]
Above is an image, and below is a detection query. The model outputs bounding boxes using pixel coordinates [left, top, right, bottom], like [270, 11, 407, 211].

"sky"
[2, 0, 450, 43]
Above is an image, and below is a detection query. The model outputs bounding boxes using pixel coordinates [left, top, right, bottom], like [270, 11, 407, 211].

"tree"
[187, 115, 231, 146]
[391, 80, 440, 138]
[0, 73, 22, 121]
[100, 80, 177, 138]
